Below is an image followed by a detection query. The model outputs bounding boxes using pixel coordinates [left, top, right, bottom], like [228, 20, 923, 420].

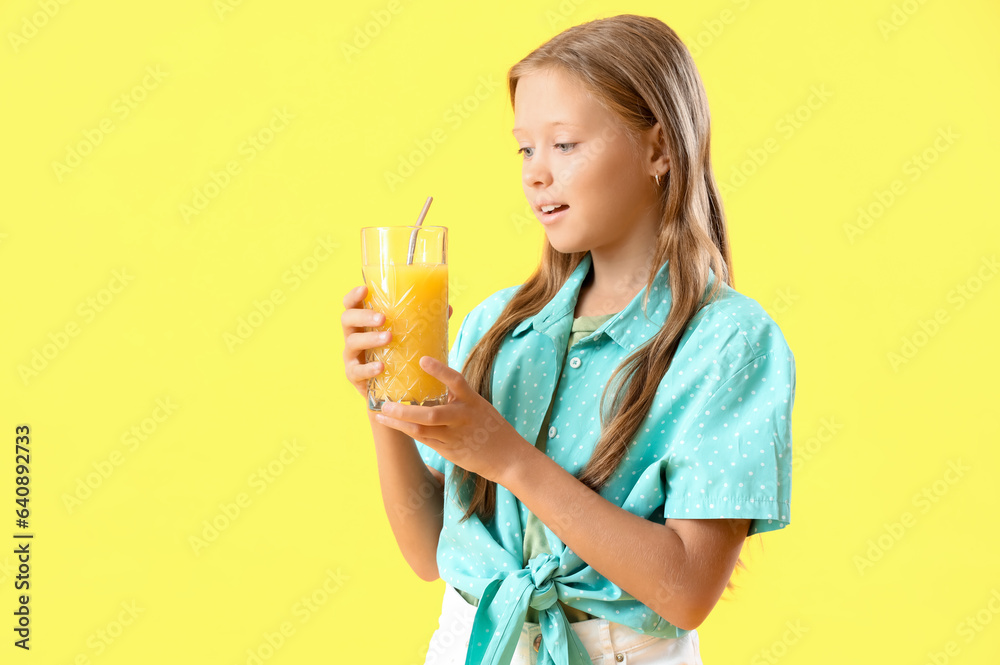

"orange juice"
[363, 261, 449, 409]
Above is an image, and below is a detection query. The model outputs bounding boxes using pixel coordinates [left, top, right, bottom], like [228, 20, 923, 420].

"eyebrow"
[511, 121, 581, 135]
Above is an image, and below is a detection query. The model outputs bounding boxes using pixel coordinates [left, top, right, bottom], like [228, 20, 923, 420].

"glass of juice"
[360, 225, 448, 412]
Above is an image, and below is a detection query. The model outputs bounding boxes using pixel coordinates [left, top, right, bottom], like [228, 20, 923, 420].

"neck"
[575, 215, 659, 316]
[575, 248, 658, 317]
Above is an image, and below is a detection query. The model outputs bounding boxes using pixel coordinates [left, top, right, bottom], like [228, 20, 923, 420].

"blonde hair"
[452, 14, 750, 593]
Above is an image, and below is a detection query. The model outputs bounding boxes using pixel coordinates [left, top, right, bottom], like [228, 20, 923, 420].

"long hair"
[452, 14, 751, 593]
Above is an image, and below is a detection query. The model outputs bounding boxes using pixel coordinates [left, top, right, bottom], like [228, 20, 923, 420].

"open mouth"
[540, 204, 569, 216]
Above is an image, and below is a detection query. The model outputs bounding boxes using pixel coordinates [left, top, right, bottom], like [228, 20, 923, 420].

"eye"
[555, 143, 576, 152]
[516, 146, 534, 158]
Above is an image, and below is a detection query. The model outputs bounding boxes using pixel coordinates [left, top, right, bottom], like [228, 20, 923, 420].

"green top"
[456, 311, 618, 623]
[415, 250, 796, 665]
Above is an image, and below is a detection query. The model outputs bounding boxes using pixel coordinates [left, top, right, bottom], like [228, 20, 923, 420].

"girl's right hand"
[340, 285, 453, 401]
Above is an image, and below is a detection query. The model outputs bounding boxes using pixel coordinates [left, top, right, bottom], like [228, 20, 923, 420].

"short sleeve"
[661, 349, 795, 536]
[413, 311, 471, 474]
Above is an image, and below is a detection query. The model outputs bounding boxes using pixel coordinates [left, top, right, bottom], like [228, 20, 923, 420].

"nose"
[522, 151, 553, 189]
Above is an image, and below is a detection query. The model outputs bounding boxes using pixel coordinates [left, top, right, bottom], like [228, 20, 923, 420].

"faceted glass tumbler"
[360, 226, 448, 412]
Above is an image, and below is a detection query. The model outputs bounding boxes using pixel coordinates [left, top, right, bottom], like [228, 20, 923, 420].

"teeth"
[541, 204, 562, 213]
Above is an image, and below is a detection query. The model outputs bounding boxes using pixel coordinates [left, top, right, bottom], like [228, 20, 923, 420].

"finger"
[380, 399, 458, 427]
[375, 409, 445, 445]
[346, 358, 384, 384]
[417, 356, 472, 400]
[344, 348, 385, 374]
[342, 285, 366, 309]
[341, 307, 385, 332]
[344, 329, 391, 355]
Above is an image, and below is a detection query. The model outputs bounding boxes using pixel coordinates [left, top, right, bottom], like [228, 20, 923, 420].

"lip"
[536, 202, 569, 225]
[538, 207, 568, 225]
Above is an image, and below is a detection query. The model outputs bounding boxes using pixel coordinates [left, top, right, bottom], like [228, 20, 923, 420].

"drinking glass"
[360, 226, 448, 411]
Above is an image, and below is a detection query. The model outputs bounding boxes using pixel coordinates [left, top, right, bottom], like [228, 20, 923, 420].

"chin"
[544, 229, 594, 255]
[543, 235, 584, 256]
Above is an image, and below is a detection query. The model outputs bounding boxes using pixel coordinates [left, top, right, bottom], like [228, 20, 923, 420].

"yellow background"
[1, 0, 998, 662]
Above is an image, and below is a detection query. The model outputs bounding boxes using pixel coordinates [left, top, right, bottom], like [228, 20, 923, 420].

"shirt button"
[533, 634, 542, 652]
[548, 426, 557, 438]
[569, 356, 582, 369]
[615, 654, 624, 662]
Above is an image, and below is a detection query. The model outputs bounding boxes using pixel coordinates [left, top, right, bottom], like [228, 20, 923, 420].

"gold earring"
[654, 173, 660, 186]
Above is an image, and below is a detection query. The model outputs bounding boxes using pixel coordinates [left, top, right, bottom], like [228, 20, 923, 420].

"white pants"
[424, 584, 703, 665]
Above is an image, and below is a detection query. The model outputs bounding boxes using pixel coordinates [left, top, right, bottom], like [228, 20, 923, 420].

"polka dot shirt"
[414, 251, 796, 665]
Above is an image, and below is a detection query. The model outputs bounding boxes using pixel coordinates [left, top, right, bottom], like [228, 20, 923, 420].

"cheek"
[559, 151, 604, 190]
[605, 150, 649, 197]
[573, 148, 637, 198]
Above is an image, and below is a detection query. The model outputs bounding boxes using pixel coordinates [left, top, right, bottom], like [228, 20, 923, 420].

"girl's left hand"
[375, 355, 525, 484]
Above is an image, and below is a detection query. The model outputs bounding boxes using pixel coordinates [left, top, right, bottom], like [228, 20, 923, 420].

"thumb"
[419, 355, 469, 400]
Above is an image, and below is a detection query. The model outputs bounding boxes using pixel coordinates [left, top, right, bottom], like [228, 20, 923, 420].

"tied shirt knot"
[463, 552, 592, 665]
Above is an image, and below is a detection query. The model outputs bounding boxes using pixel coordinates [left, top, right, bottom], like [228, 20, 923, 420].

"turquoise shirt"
[415, 250, 796, 665]
[456, 312, 616, 625]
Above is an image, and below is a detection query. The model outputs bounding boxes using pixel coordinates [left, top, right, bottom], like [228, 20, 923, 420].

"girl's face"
[512, 67, 662, 256]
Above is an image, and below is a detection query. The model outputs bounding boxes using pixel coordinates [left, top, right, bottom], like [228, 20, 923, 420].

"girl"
[341, 14, 795, 665]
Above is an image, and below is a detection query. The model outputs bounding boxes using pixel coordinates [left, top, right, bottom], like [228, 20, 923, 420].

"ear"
[643, 122, 670, 176]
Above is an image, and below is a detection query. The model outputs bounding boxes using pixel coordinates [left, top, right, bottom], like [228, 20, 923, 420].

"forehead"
[511, 68, 607, 134]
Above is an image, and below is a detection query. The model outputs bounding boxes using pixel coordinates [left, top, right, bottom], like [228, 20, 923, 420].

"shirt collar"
[512, 251, 689, 351]
[512, 252, 593, 338]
